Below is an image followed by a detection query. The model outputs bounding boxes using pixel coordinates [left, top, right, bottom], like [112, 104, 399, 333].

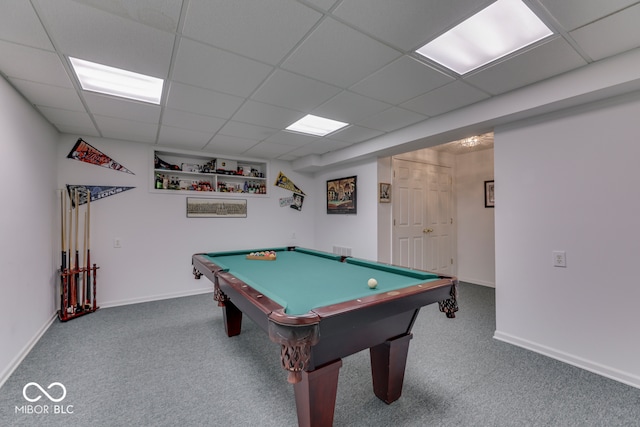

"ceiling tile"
[162, 109, 227, 134]
[0, 41, 73, 87]
[0, 0, 54, 50]
[539, 0, 638, 31]
[93, 115, 158, 143]
[37, 106, 94, 129]
[84, 93, 161, 123]
[243, 142, 297, 159]
[157, 125, 212, 149]
[281, 17, 401, 88]
[231, 100, 304, 130]
[56, 125, 100, 137]
[288, 138, 353, 157]
[356, 107, 427, 132]
[204, 135, 259, 156]
[465, 37, 587, 95]
[277, 153, 298, 162]
[10, 78, 84, 111]
[184, 0, 322, 65]
[165, 82, 244, 119]
[312, 91, 391, 123]
[263, 130, 320, 147]
[218, 120, 279, 141]
[172, 38, 274, 98]
[349, 56, 454, 105]
[569, 3, 640, 61]
[305, 0, 340, 12]
[333, 0, 493, 50]
[400, 81, 490, 117]
[328, 125, 384, 143]
[69, 0, 183, 33]
[251, 69, 342, 112]
[33, 0, 175, 78]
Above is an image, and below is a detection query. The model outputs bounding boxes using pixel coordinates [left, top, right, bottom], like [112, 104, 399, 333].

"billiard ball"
[367, 278, 378, 289]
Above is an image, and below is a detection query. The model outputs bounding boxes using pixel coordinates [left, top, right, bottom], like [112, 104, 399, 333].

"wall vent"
[332, 246, 352, 257]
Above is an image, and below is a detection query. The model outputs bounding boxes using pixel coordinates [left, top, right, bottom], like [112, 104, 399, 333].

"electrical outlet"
[114, 237, 122, 248]
[553, 250, 566, 267]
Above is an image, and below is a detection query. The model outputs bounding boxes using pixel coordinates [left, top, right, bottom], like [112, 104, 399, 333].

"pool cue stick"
[73, 189, 80, 311]
[82, 211, 87, 308]
[67, 190, 73, 313]
[92, 263, 97, 311]
[60, 190, 67, 316]
[85, 189, 91, 308]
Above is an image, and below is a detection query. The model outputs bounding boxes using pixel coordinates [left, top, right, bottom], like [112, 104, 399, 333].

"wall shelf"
[151, 148, 268, 196]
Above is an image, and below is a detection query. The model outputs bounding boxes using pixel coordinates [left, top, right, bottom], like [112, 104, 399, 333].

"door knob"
[423, 228, 433, 233]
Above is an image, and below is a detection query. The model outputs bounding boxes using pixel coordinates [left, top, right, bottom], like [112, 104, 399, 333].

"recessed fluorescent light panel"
[285, 114, 349, 137]
[415, 0, 553, 75]
[69, 57, 164, 104]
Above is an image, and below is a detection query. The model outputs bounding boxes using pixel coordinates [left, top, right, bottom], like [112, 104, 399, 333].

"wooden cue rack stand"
[58, 187, 100, 322]
[58, 264, 100, 322]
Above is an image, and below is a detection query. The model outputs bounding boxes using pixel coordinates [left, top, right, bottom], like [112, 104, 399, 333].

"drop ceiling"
[1, 0, 639, 163]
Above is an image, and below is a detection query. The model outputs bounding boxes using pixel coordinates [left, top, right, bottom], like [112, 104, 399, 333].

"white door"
[392, 159, 454, 275]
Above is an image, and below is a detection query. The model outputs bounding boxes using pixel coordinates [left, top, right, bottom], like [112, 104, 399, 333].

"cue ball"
[367, 278, 378, 289]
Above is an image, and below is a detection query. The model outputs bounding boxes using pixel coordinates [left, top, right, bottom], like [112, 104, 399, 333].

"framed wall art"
[379, 182, 391, 203]
[327, 176, 357, 214]
[186, 197, 247, 218]
[484, 180, 495, 208]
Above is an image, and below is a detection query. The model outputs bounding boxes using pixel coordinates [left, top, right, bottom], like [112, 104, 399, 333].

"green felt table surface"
[202, 247, 440, 315]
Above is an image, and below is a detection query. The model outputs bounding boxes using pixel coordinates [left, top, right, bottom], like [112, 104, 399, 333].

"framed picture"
[379, 182, 391, 203]
[327, 176, 357, 214]
[484, 180, 495, 208]
[186, 197, 247, 218]
[291, 193, 304, 211]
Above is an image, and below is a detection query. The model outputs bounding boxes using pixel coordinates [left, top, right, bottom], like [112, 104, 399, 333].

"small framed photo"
[327, 176, 357, 214]
[379, 183, 391, 203]
[484, 180, 495, 208]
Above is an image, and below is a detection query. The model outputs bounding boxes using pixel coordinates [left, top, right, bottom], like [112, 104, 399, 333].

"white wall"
[494, 91, 640, 388]
[56, 135, 316, 307]
[377, 157, 393, 263]
[313, 160, 379, 260]
[0, 77, 59, 385]
[456, 148, 495, 286]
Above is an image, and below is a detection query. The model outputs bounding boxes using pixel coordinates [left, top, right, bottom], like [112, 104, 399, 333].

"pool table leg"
[223, 300, 243, 337]
[293, 359, 342, 427]
[370, 333, 413, 404]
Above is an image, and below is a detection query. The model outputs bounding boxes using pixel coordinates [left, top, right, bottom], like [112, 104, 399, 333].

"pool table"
[192, 247, 457, 427]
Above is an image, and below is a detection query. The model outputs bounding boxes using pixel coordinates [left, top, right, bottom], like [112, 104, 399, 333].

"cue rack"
[58, 188, 100, 322]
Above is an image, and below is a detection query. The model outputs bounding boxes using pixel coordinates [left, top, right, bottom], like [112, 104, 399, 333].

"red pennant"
[67, 138, 135, 175]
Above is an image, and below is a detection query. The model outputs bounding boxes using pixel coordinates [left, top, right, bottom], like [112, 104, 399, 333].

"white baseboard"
[99, 287, 212, 309]
[494, 330, 640, 390]
[0, 312, 57, 389]
[457, 276, 495, 287]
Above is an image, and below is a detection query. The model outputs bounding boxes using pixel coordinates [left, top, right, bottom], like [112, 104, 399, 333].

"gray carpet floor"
[1, 283, 639, 426]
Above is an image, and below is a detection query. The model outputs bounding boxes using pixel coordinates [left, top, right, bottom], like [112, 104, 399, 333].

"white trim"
[0, 312, 57, 389]
[457, 277, 495, 288]
[494, 331, 640, 390]
[99, 287, 212, 309]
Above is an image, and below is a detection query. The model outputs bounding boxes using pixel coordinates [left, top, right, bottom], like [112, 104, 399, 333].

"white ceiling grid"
[0, 0, 638, 162]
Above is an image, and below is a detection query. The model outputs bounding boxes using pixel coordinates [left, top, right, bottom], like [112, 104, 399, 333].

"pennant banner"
[274, 171, 305, 195]
[67, 138, 135, 175]
[66, 185, 135, 207]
